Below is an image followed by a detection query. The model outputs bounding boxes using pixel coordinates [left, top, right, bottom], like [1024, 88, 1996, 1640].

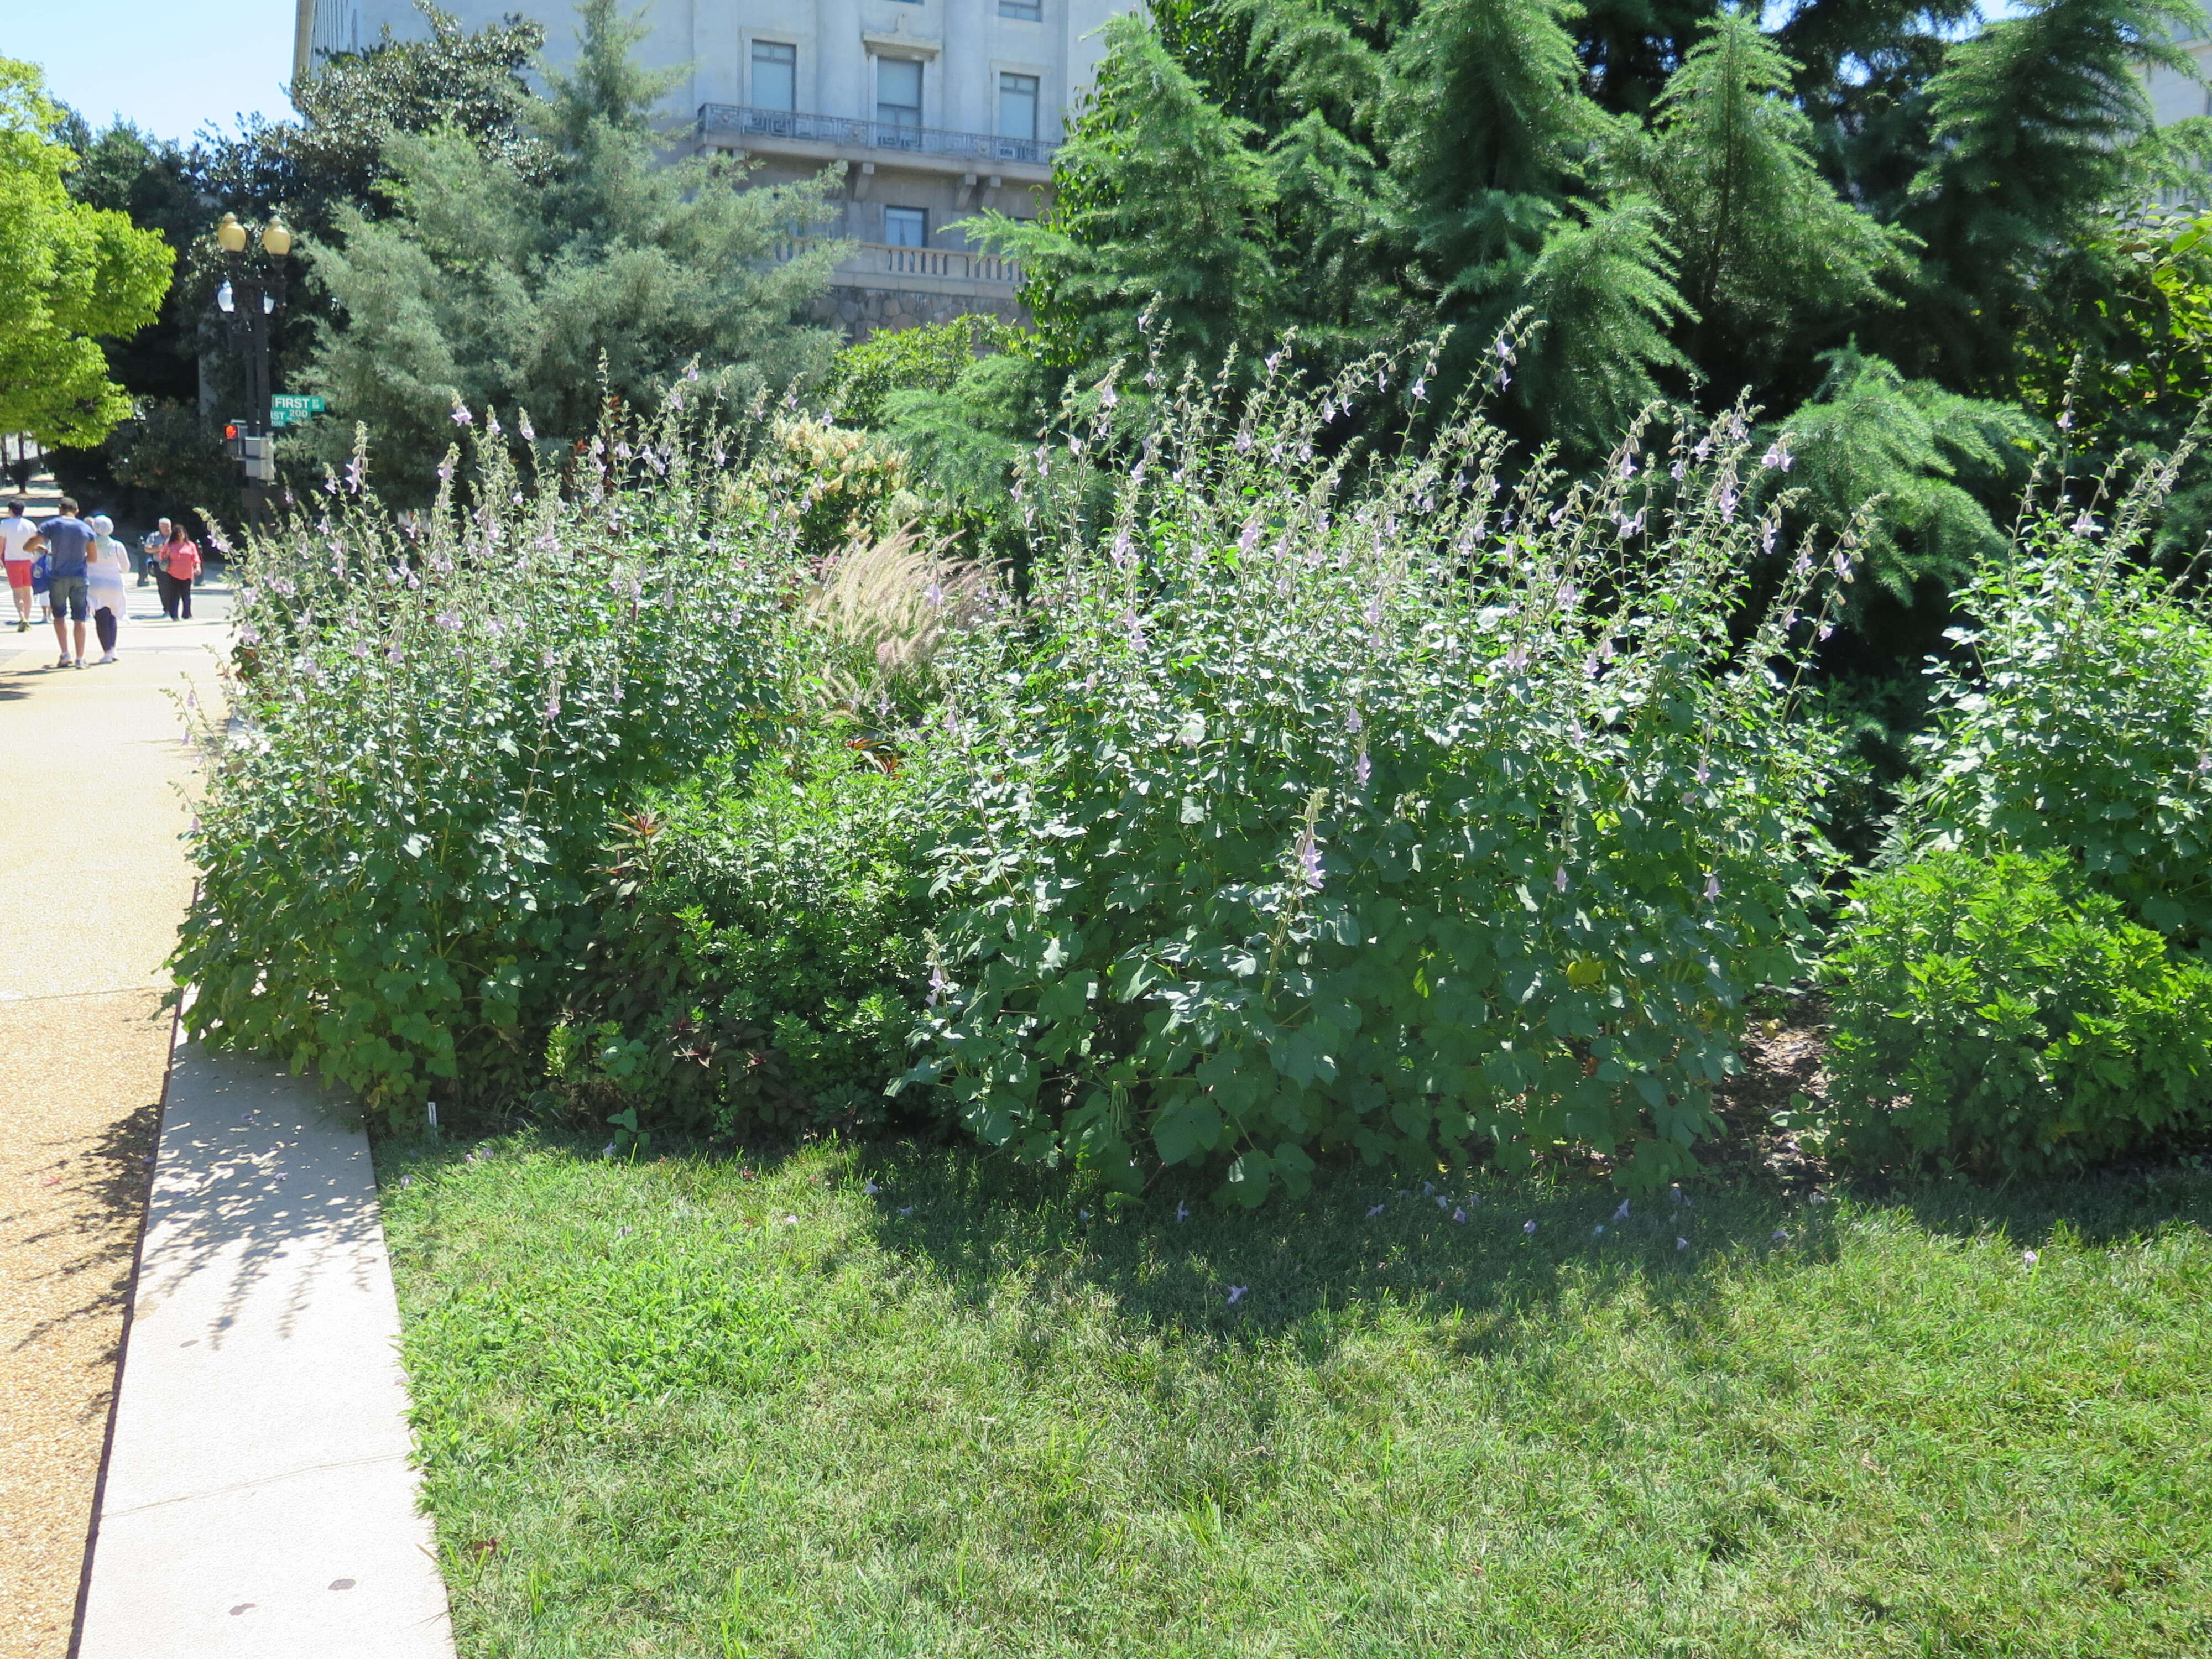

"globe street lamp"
[211, 211, 294, 521]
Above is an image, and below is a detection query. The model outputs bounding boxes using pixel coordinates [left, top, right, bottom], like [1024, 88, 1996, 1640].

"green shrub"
[1909, 497, 2212, 945]
[545, 728, 940, 1139]
[899, 351, 1849, 1200]
[1823, 848, 2212, 1171]
[173, 408, 802, 1123]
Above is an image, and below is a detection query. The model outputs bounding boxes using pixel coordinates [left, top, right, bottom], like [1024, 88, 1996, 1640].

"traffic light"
[222, 421, 275, 482]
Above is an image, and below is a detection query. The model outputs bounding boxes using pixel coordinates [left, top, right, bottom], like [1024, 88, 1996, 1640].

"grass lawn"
[380, 1135, 2212, 1658]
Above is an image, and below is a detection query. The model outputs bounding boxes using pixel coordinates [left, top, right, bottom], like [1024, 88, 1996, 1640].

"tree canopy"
[0, 59, 173, 446]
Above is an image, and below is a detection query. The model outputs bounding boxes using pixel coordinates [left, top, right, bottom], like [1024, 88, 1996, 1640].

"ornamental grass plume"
[802, 526, 984, 713]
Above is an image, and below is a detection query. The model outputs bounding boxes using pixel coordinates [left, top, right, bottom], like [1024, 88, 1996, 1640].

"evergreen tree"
[977, 15, 1283, 380]
[304, 0, 842, 494]
[1625, 13, 1911, 394]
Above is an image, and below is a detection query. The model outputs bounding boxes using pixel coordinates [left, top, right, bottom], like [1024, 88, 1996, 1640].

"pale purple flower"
[1703, 872, 1721, 901]
[1771, 1228, 1790, 1244]
[1817, 623, 1835, 642]
[1366, 1203, 1386, 1219]
[1717, 483, 1740, 521]
[1298, 834, 1324, 891]
[2023, 1249, 2039, 1266]
[1694, 760, 1710, 786]
[864, 1180, 881, 1196]
[436, 460, 454, 484]
[1761, 440, 1793, 472]
[1614, 1199, 1631, 1221]
[1110, 529, 1134, 569]
[927, 962, 948, 1008]
[1355, 750, 1371, 787]
[1676, 1235, 1689, 1250]
[1239, 519, 1261, 555]
[899, 1205, 916, 1217]
[684, 361, 701, 382]
[1671, 458, 1688, 481]
[2057, 409, 2074, 432]
[1619, 453, 1637, 481]
[1100, 383, 1119, 409]
[1761, 519, 1780, 555]
[1554, 863, 1569, 893]
[1346, 706, 1363, 734]
[1265, 352, 1281, 373]
[1235, 429, 1253, 453]
[1616, 509, 1645, 540]
[1226, 1285, 1249, 1306]
[451, 403, 473, 427]
[1504, 643, 1528, 674]
[2071, 510, 2096, 536]
[1523, 1219, 1537, 1235]
[348, 641, 370, 660]
[1595, 1225, 1606, 1237]
[1451, 1207, 1467, 1224]
[1693, 436, 1713, 462]
[484, 412, 502, 439]
[1175, 1201, 1191, 1223]
[519, 413, 536, 442]
[1410, 378, 1427, 401]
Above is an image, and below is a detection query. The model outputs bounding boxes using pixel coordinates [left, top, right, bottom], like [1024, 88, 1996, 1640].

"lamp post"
[212, 211, 293, 523]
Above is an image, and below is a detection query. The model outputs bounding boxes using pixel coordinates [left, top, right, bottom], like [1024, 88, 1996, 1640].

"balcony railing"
[777, 239, 1025, 286]
[699, 103, 1057, 168]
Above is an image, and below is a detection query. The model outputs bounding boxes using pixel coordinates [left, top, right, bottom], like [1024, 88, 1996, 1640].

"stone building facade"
[294, 0, 1139, 338]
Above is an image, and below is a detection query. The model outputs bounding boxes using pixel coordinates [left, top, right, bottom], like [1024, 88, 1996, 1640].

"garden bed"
[383, 1134, 2212, 1657]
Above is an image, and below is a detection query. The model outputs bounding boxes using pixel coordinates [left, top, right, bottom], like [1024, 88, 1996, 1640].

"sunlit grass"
[382, 1136, 2212, 1658]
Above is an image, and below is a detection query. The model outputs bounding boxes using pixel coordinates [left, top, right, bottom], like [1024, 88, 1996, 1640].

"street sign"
[269, 394, 326, 427]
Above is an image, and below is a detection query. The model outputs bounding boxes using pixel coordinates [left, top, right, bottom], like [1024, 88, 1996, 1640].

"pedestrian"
[1, 497, 35, 633]
[86, 514, 130, 664]
[136, 517, 169, 587]
[154, 520, 201, 620]
[25, 495, 95, 667]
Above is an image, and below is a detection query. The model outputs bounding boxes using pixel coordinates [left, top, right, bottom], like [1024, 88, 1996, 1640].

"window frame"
[749, 39, 797, 112]
[883, 205, 929, 248]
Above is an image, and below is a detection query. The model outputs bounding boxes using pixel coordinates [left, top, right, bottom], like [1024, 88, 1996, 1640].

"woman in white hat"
[85, 514, 131, 664]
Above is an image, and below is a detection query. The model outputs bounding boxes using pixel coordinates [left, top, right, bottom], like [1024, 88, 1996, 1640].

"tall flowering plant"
[905, 339, 1854, 1199]
[174, 401, 806, 1122]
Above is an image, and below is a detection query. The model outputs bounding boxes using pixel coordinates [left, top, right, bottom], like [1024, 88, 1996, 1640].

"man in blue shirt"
[27, 497, 96, 668]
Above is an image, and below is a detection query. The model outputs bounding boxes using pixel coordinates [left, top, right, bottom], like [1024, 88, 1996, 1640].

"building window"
[884, 206, 928, 247]
[877, 58, 924, 132]
[1000, 0, 1042, 18]
[998, 72, 1039, 142]
[751, 41, 796, 111]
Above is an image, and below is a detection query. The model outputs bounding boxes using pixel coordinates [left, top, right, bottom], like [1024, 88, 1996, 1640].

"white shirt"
[0, 515, 35, 561]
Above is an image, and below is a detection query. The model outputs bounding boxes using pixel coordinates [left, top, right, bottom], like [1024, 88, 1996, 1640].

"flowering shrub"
[1907, 479, 2212, 946]
[900, 349, 1850, 1199]
[1823, 849, 2212, 1171]
[174, 410, 802, 1123]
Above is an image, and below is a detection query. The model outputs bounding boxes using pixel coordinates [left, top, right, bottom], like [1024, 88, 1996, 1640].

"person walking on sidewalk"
[135, 517, 170, 587]
[154, 521, 201, 620]
[2, 497, 36, 632]
[26, 496, 95, 666]
[86, 514, 131, 664]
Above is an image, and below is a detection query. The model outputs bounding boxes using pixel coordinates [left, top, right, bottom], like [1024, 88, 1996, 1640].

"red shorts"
[4, 560, 29, 590]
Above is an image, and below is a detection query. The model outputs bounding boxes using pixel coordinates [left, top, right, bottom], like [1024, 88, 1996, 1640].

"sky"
[11, 1, 299, 144]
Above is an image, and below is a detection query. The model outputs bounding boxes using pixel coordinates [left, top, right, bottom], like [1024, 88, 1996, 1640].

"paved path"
[76, 1041, 455, 1658]
[1, 498, 455, 1656]
[0, 561, 234, 1659]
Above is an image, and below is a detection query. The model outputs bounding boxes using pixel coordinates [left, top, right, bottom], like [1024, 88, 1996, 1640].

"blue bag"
[30, 552, 50, 595]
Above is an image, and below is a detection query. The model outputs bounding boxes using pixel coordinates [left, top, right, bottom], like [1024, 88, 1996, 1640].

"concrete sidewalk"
[76, 1040, 455, 1658]
[1, 515, 455, 1657]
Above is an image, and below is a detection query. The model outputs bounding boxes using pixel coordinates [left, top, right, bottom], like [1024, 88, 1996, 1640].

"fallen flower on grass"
[1613, 1199, 1631, 1222]
[601, 1142, 614, 1159]
[1226, 1286, 1249, 1306]
[1524, 1219, 1537, 1236]
[898, 1205, 916, 1217]
[1078, 1208, 1093, 1220]
[1771, 1228, 1790, 1244]
[1452, 1208, 1467, 1224]
[1593, 1225, 1605, 1237]
[781, 1214, 799, 1227]
[863, 1180, 881, 1196]
[2023, 1249, 2039, 1267]
[1676, 1236, 1689, 1251]
[1366, 1203, 1387, 1219]
[1175, 1201, 1191, 1223]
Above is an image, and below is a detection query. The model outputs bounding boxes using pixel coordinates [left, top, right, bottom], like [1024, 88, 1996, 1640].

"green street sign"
[269, 394, 327, 427]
